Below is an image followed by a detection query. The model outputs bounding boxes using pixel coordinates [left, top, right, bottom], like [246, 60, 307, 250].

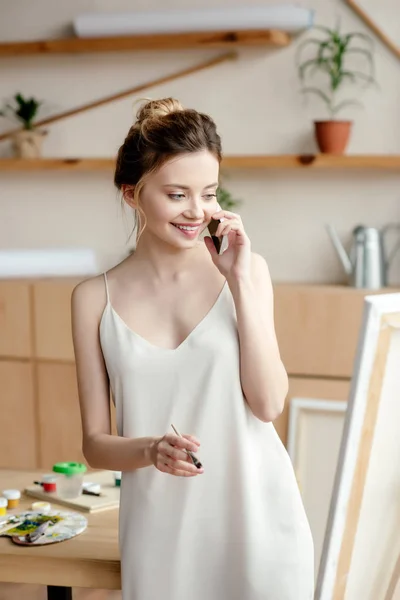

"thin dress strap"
[103, 272, 110, 305]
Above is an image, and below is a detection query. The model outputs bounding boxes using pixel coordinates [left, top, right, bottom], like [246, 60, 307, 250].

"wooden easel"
[316, 302, 400, 600]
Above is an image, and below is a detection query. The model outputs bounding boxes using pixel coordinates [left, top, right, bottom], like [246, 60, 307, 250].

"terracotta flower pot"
[314, 121, 352, 155]
[11, 129, 47, 158]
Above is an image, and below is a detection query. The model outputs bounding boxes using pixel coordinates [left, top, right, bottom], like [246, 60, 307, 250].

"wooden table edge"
[0, 554, 121, 589]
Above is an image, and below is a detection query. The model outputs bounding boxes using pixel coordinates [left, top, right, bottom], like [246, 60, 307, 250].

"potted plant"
[296, 23, 376, 154]
[0, 93, 47, 158]
[217, 185, 241, 211]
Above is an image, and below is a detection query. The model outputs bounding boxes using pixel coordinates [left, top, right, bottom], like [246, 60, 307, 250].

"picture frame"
[316, 292, 400, 600]
[287, 398, 347, 578]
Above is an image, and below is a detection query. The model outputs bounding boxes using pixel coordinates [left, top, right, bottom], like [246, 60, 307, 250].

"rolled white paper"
[0, 248, 99, 278]
[73, 5, 314, 38]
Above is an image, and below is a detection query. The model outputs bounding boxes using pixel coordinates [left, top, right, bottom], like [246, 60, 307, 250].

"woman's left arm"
[229, 254, 288, 423]
[205, 209, 288, 423]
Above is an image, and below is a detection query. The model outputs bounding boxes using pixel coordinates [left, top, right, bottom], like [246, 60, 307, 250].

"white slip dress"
[99, 273, 314, 600]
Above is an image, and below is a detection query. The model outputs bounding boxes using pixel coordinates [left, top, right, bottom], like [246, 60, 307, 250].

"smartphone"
[207, 219, 222, 253]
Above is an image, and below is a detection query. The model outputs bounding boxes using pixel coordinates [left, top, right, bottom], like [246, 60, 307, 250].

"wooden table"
[0, 470, 120, 600]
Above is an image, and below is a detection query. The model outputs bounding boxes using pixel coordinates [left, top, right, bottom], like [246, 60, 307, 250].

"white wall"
[1, 0, 399, 283]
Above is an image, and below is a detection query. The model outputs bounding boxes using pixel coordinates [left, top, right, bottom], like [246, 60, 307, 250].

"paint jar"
[2, 490, 21, 509]
[41, 474, 57, 493]
[52, 462, 87, 499]
[31, 501, 51, 514]
[0, 497, 7, 516]
[113, 471, 122, 487]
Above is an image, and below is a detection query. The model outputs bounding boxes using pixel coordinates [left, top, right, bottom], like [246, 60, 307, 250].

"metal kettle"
[326, 223, 400, 289]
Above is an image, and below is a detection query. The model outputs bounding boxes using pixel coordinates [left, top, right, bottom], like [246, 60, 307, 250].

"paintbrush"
[33, 481, 102, 497]
[171, 424, 203, 469]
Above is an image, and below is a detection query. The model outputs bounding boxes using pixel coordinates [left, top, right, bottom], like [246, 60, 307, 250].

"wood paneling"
[0, 361, 37, 468]
[37, 362, 84, 469]
[273, 376, 351, 447]
[0, 282, 31, 357]
[33, 280, 78, 361]
[274, 284, 400, 378]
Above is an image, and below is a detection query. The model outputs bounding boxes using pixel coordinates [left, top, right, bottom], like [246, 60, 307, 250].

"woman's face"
[135, 150, 220, 250]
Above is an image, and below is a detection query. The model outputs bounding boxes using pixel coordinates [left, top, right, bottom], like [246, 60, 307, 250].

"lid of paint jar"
[2, 489, 21, 500]
[42, 474, 57, 483]
[0, 497, 7, 507]
[52, 462, 87, 476]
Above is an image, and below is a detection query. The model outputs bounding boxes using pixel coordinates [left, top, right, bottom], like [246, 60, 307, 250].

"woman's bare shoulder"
[71, 273, 109, 324]
[72, 274, 104, 303]
[72, 255, 136, 314]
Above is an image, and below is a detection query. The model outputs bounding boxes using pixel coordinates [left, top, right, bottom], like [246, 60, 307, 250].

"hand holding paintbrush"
[171, 424, 203, 470]
[148, 426, 203, 477]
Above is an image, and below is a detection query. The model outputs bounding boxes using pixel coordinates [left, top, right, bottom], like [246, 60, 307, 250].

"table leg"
[47, 586, 73, 600]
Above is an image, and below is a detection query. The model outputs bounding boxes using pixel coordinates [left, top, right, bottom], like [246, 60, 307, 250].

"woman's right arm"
[71, 278, 202, 476]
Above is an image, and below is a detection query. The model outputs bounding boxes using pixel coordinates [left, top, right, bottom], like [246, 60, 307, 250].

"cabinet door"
[0, 361, 37, 468]
[0, 282, 31, 358]
[273, 376, 351, 447]
[33, 280, 80, 361]
[36, 362, 117, 469]
[273, 284, 399, 378]
[37, 362, 85, 469]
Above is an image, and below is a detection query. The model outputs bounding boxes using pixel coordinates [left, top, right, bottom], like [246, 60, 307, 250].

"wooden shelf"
[223, 155, 400, 170]
[0, 158, 116, 171]
[0, 30, 290, 56]
[1, 155, 400, 172]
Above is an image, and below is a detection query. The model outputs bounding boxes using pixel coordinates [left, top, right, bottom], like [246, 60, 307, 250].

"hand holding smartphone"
[207, 203, 225, 254]
[207, 218, 223, 253]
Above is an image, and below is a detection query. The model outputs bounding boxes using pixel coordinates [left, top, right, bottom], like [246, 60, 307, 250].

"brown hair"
[114, 97, 222, 241]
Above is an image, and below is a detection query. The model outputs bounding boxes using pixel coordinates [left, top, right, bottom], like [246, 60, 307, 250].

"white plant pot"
[11, 129, 47, 158]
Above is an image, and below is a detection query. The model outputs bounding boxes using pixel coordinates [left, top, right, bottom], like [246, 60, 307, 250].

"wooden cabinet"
[273, 284, 398, 378]
[0, 282, 31, 358]
[0, 361, 37, 468]
[0, 278, 119, 469]
[33, 280, 78, 361]
[37, 362, 85, 469]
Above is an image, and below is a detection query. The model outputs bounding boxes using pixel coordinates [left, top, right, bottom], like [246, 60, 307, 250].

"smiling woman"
[71, 97, 314, 600]
[114, 97, 221, 245]
[121, 148, 220, 247]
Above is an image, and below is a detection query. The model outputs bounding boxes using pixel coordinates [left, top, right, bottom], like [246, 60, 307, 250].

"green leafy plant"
[296, 23, 376, 119]
[217, 185, 241, 211]
[0, 93, 43, 130]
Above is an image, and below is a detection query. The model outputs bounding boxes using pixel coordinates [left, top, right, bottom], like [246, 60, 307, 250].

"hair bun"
[135, 97, 184, 128]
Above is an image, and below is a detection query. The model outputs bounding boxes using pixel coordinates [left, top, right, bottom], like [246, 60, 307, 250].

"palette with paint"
[0, 510, 87, 546]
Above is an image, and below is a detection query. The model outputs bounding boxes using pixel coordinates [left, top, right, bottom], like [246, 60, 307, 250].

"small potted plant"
[0, 93, 47, 158]
[296, 23, 376, 154]
[217, 185, 241, 211]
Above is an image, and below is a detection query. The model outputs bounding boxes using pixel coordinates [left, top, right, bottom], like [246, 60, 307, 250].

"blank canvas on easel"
[316, 292, 400, 600]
